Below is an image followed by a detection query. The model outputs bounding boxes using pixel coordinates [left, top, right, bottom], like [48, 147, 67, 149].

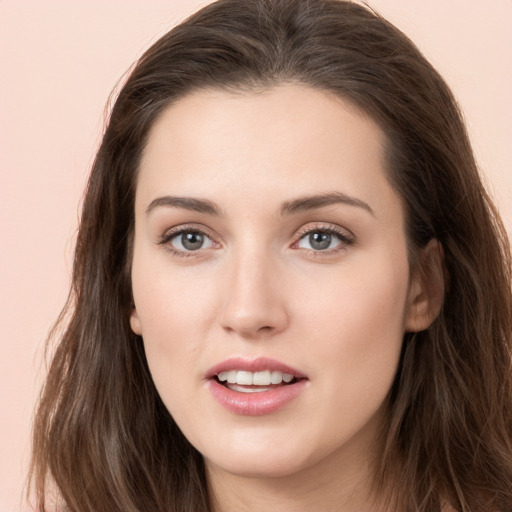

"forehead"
[137, 84, 400, 220]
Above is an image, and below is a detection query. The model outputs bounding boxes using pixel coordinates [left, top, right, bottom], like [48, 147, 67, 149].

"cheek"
[130, 256, 219, 395]
[300, 249, 409, 337]
[132, 251, 216, 335]
[299, 255, 409, 399]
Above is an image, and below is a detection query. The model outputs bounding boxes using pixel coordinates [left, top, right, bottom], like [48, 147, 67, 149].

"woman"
[30, 0, 512, 511]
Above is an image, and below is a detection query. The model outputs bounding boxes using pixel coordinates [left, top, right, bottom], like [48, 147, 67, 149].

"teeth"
[271, 371, 283, 384]
[253, 370, 271, 385]
[226, 371, 237, 384]
[229, 384, 272, 393]
[217, 370, 295, 386]
[237, 371, 253, 385]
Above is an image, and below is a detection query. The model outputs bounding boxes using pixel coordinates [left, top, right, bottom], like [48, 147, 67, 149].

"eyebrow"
[146, 195, 223, 216]
[145, 191, 374, 217]
[280, 192, 374, 216]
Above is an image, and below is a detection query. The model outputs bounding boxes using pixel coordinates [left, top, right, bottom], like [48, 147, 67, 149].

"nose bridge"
[220, 238, 288, 337]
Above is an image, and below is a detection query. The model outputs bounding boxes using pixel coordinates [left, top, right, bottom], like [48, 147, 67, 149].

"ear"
[130, 305, 143, 335]
[404, 239, 446, 333]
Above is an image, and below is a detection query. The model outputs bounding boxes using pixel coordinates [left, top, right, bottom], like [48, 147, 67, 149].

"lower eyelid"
[297, 235, 343, 251]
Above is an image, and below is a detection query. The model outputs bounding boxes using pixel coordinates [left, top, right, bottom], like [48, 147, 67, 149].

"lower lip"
[207, 378, 308, 416]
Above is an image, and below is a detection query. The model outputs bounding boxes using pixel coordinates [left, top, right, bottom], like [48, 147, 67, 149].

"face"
[130, 84, 429, 482]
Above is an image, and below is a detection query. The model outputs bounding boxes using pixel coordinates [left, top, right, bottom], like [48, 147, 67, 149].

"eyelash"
[158, 224, 218, 259]
[158, 223, 355, 259]
[293, 223, 355, 255]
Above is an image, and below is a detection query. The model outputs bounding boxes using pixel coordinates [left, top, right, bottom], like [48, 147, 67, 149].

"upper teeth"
[217, 370, 294, 386]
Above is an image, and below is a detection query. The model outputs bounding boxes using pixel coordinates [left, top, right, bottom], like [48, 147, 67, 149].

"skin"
[130, 84, 440, 511]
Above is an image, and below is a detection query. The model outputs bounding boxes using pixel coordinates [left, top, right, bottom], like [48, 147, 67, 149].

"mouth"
[215, 369, 299, 393]
[206, 357, 308, 415]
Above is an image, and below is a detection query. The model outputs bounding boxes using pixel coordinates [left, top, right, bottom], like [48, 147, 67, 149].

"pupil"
[182, 232, 204, 250]
[309, 232, 331, 250]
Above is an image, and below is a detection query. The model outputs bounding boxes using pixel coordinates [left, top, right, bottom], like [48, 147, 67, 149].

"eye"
[162, 228, 216, 255]
[293, 225, 355, 253]
[297, 231, 341, 251]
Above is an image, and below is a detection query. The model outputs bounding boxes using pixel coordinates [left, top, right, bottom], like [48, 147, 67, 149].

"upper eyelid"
[294, 222, 355, 241]
[160, 223, 218, 241]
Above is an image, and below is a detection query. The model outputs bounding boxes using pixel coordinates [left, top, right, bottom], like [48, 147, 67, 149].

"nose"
[219, 247, 289, 339]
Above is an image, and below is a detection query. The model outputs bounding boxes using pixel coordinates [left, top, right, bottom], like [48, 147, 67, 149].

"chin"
[200, 435, 322, 480]
[206, 453, 310, 479]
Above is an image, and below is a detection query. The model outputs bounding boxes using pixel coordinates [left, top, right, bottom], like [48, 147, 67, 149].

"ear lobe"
[130, 306, 143, 335]
[405, 239, 446, 333]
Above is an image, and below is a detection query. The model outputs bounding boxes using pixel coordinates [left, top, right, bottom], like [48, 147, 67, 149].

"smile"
[207, 358, 308, 415]
[218, 370, 295, 387]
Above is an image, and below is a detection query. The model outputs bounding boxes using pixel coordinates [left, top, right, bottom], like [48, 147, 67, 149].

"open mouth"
[207, 361, 308, 415]
[215, 370, 299, 393]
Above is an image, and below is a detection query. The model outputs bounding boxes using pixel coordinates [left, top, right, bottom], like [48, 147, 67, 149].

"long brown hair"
[30, 1, 512, 511]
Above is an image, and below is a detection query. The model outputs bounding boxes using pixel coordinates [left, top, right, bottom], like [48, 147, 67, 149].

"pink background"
[1, 1, 510, 510]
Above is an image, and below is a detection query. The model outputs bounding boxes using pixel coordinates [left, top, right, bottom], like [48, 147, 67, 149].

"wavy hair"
[30, 1, 512, 510]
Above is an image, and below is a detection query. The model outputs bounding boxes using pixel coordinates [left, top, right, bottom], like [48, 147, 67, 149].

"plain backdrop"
[0, 1, 510, 510]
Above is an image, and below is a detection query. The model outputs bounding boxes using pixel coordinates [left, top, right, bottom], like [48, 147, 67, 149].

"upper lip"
[206, 357, 307, 380]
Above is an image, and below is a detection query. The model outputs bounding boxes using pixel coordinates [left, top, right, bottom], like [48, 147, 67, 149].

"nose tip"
[219, 258, 289, 339]
[222, 311, 282, 339]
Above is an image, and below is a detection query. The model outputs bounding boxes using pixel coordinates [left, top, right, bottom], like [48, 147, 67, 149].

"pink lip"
[205, 357, 308, 416]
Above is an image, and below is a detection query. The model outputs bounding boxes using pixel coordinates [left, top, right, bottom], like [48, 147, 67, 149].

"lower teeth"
[228, 384, 271, 393]
[224, 382, 291, 393]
